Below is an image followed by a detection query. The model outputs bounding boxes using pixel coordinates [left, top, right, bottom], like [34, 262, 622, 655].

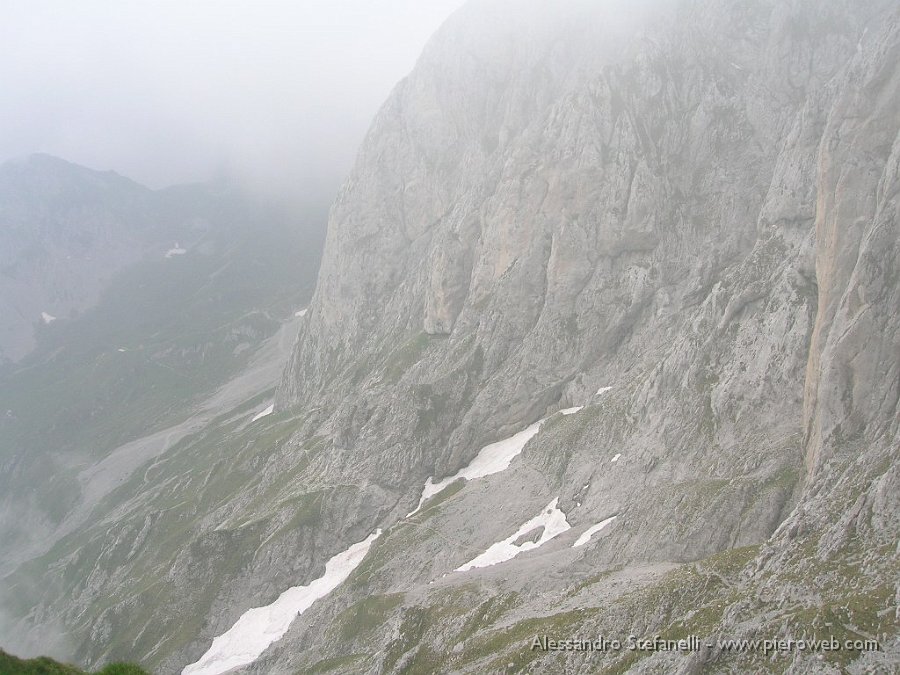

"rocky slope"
[258, 0, 898, 671]
[1, 0, 897, 673]
[0, 161, 325, 661]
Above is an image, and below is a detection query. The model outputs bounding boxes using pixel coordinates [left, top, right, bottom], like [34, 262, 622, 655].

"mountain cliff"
[261, 0, 898, 670]
[2, 0, 897, 673]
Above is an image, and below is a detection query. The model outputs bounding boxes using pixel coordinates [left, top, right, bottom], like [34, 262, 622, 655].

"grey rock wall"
[4, 1, 897, 673]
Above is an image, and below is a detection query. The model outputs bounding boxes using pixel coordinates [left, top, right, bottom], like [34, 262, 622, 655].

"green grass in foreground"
[0, 649, 149, 675]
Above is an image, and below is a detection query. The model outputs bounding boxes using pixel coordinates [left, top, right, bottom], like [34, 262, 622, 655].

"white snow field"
[595, 386, 613, 397]
[559, 406, 583, 415]
[251, 403, 275, 422]
[572, 516, 617, 547]
[407, 420, 543, 516]
[182, 530, 381, 675]
[41, 311, 56, 324]
[294, 308, 308, 317]
[165, 242, 187, 258]
[611, 453, 621, 463]
[408, 407, 585, 517]
[456, 498, 571, 571]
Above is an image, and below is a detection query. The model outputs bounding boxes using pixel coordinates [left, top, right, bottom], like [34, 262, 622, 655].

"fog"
[0, 0, 466, 200]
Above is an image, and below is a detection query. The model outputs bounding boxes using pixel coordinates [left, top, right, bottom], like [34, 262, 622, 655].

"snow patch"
[572, 516, 617, 548]
[41, 312, 56, 324]
[408, 420, 544, 516]
[611, 453, 621, 463]
[165, 242, 187, 258]
[408, 406, 589, 517]
[455, 498, 570, 572]
[182, 530, 381, 675]
[294, 308, 308, 317]
[559, 406, 583, 415]
[251, 404, 274, 422]
[595, 386, 612, 397]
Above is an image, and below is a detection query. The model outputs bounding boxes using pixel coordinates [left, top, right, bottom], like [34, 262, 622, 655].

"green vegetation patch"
[303, 653, 369, 674]
[345, 523, 418, 591]
[409, 479, 466, 522]
[471, 609, 593, 672]
[0, 650, 149, 675]
[333, 593, 404, 642]
[372, 589, 528, 674]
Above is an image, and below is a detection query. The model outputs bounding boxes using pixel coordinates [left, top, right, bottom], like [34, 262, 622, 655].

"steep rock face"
[258, 0, 898, 671]
[3, 1, 897, 673]
[802, 24, 900, 475]
[275, 0, 889, 549]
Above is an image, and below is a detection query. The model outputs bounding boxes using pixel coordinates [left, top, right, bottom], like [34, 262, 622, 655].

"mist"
[0, 0, 466, 201]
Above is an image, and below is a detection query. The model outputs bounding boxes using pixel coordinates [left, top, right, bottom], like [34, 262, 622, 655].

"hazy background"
[0, 0, 466, 201]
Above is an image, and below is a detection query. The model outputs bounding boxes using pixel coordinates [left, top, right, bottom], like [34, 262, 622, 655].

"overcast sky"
[0, 0, 466, 200]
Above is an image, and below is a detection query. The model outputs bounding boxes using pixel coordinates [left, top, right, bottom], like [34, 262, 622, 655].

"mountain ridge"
[1, 1, 897, 673]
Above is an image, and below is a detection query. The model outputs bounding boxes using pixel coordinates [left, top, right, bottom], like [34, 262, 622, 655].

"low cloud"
[0, 0, 465, 198]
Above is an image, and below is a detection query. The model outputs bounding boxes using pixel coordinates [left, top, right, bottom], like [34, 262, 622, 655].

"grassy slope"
[0, 189, 324, 537]
[0, 649, 148, 675]
[0, 188, 326, 671]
